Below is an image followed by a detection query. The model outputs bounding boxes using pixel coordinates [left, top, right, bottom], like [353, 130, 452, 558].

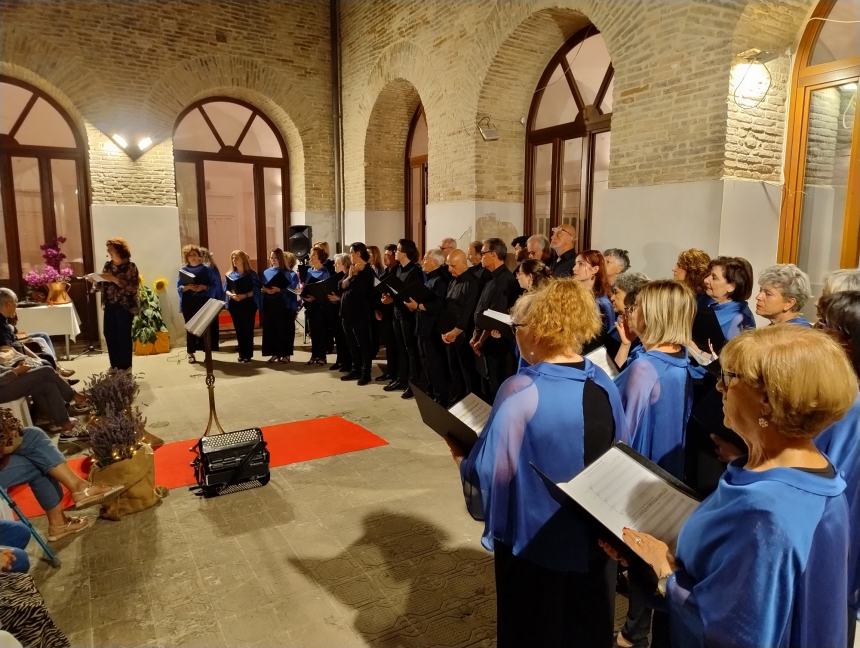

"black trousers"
[418, 334, 449, 403]
[493, 542, 615, 648]
[261, 297, 295, 358]
[103, 303, 133, 370]
[378, 314, 398, 378]
[182, 294, 208, 354]
[479, 340, 516, 403]
[307, 304, 328, 361]
[229, 300, 257, 360]
[393, 314, 420, 385]
[446, 334, 476, 402]
[343, 315, 373, 379]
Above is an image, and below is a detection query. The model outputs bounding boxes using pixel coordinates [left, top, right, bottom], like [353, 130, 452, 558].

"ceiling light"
[111, 134, 128, 149]
[137, 136, 153, 151]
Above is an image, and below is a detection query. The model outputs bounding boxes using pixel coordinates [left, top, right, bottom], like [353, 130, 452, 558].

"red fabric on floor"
[8, 416, 386, 518]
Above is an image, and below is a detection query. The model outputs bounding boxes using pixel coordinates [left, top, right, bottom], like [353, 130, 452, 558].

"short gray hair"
[615, 271, 649, 297]
[334, 253, 351, 269]
[426, 248, 446, 266]
[823, 269, 860, 297]
[527, 234, 550, 253]
[0, 288, 17, 307]
[758, 264, 811, 311]
[440, 237, 456, 249]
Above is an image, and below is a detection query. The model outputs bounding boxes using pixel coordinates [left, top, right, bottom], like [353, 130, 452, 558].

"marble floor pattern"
[22, 333, 631, 648]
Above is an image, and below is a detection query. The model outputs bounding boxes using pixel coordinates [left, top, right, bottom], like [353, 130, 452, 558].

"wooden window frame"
[405, 106, 427, 252]
[524, 26, 613, 251]
[172, 97, 291, 270]
[778, 0, 860, 267]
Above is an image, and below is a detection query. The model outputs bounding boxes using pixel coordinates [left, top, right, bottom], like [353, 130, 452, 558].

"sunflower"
[153, 277, 168, 292]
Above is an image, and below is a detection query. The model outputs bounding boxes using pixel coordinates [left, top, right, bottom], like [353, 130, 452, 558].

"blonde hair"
[721, 326, 857, 439]
[637, 280, 695, 348]
[284, 251, 297, 270]
[182, 244, 202, 263]
[511, 278, 600, 355]
[230, 250, 252, 273]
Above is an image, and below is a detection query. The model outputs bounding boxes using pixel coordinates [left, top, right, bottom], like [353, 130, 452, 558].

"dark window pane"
[51, 159, 84, 276]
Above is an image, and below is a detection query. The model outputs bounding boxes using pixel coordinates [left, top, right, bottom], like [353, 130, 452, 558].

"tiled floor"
[23, 335, 630, 647]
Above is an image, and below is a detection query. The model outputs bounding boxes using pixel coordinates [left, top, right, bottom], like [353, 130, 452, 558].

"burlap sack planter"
[89, 444, 167, 520]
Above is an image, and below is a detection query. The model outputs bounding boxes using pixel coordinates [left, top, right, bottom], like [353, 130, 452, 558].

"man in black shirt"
[549, 223, 577, 277]
[470, 238, 520, 401]
[466, 240, 488, 289]
[374, 244, 399, 382]
[339, 243, 376, 385]
[441, 249, 480, 404]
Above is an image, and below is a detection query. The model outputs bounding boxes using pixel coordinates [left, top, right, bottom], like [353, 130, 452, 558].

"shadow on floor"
[290, 510, 497, 648]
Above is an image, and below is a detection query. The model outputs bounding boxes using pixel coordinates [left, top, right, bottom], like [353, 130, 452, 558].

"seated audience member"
[470, 238, 520, 401]
[619, 326, 855, 648]
[225, 249, 261, 363]
[549, 224, 577, 277]
[451, 279, 624, 648]
[572, 250, 616, 346]
[408, 248, 451, 403]
[177, 244, 211, 364]
[0, 289, 64, 372]
[514, 259, 551, 293]
[613, 280, 695, 648]
[603, 248, 631, 287]
[526, 234, 553, 264]
[607, 271, 649, 366]
[822, 268, 860, 298]
[672, 248, 711, 309]
[382, 239, 424, 398]
[327, 253, 353, 374]
[303, 246, 331, 365]
[0, 518, 30, 573]
[814, 290, 860, 645]
[374, 244, 399, 381]
[0, 409, 123, 541]
[261, 248, 299, 364]
[200, 247, 225, 351]
[0, 349, 88, 439]
[339, 243, 375, 385]
[754, 264, 812, 327]
[441, 250, 480, 404]
[511, 236, 529, 264]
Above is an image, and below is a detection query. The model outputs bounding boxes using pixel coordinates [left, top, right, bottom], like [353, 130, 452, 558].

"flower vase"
[46, 281, 71, 305]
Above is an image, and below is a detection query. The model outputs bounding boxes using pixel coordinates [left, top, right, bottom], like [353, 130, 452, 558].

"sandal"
[187, 354, 197, 364]
[47, 515, 94, 541]
[71, 484, 125, 511]
[277, 357, 290, 364]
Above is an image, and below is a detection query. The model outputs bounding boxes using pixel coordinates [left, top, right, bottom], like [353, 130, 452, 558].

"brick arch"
[364, 78, 423, 215]
[145, 55, 310, 211]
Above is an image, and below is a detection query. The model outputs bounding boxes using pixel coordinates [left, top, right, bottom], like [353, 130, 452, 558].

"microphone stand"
[71, 275, 103, 359]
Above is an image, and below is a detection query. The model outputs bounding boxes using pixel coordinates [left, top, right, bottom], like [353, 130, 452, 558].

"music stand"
[185, 299, 227, 436]
[71, 275, 103, 359]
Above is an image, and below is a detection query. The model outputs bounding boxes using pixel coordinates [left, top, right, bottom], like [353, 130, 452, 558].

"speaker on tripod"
[287, 225, 312, 261]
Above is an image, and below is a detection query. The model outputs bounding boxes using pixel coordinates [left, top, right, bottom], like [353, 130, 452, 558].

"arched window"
[405, 106, 427, 253]
[779, 0, 859, 292]
[173, 98, 290, 272]
[525, 26, 613, 249]
[0, 76, 92, 311]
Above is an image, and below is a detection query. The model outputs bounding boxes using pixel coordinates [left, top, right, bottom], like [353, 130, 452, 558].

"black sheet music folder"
[412, 383, 480, 452]
[301, 276, 339, 300]
[375, 273, 436, 304]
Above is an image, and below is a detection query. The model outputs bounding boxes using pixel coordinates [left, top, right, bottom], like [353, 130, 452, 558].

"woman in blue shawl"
[261, 248, 299, 363]
[177, 244, 211, 364]
[225, 249, 261, 363]
[451, 279, 625, 648]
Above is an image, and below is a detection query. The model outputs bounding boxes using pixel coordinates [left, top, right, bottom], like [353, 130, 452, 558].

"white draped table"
[15, 302, 82, 360]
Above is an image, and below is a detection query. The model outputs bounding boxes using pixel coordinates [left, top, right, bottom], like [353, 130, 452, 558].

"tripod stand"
[71, 275, 103, 360]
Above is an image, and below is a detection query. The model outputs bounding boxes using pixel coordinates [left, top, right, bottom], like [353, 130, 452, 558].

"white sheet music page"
[185, 298, 225, 336]
[585, 346, 619, 378]
[483, 309, 512, 325]
[557, 446, 699, 548]
[447, 393, 491, 435]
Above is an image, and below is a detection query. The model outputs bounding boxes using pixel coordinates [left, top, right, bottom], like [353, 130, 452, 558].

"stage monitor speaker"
[288, 225, 313, 260]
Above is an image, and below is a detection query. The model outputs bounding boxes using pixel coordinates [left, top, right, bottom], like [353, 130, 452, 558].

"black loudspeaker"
[288, 225, 313, 260]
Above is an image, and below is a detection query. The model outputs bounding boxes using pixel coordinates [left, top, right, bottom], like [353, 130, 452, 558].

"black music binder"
[475, 309, 512, 334]
[263, 271, 289, 289]
[301, 276, 340, 300]
[179, 268, 209, 287]
[412, 383, 488, 452]
[375, 273, 436, 304]
[226, 273, 253, 295]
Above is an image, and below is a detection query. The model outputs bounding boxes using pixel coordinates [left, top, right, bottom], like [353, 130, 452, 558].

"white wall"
[90, 204, 185, 345]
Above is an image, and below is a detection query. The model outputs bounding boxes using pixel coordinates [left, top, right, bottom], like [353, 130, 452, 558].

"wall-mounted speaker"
[287, 225, 312, 260]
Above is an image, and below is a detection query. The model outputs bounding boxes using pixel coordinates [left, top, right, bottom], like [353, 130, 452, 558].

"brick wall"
[341, 0, 815, 218]
[0, 0, 334, 212]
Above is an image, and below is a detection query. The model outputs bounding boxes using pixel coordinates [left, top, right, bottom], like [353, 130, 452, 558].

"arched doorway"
[173, 97, 290, 272]
[778, 0, 859, 295]
[524, 26, 613, 251]
[0, 75, 94, 334]
[405, 106, 428, 253]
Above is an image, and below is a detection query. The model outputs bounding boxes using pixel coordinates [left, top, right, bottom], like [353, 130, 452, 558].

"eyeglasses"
[480, 250, 491, 256]
[551, 227, 574, 237]
[510, 321, 527, 333]
[719, 369, 741, 391]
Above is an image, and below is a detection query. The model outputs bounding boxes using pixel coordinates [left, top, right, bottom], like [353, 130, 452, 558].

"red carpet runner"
[10, 416, 386, 518]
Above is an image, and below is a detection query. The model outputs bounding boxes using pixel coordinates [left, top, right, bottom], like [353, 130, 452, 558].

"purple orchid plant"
[24, 236, 74, 287]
